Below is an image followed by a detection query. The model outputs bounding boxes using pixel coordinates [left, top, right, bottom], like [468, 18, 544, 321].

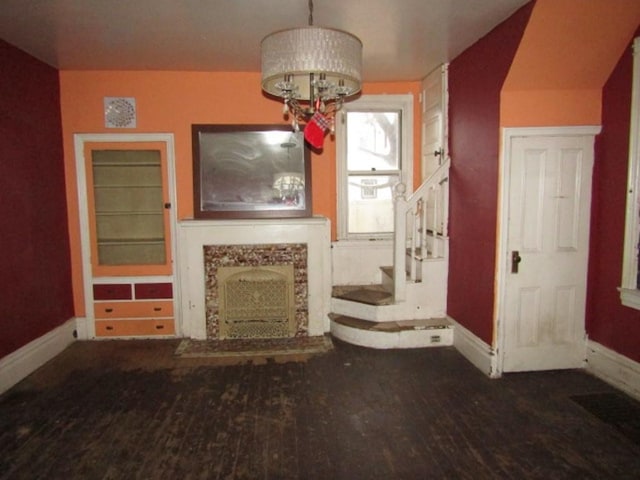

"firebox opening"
[218, 265, 296, 339]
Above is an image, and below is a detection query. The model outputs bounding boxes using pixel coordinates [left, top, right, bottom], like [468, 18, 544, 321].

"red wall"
[0, 40, 74, 358]
[447, 3, 534, 344]
[587, 28, 640, 363]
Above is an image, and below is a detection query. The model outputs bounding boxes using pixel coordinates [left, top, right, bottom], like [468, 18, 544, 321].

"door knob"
[511, 251, 522, 274]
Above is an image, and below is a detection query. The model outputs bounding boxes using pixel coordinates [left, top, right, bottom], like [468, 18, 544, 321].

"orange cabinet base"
[95, 319, 175, 337]
[94, 300, 174, 319]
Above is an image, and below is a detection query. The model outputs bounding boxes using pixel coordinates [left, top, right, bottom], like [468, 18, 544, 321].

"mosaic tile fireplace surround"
[204, 243, 307, 339]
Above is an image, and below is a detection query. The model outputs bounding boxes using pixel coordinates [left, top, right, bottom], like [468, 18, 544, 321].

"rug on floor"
[175, 335, 334, 360]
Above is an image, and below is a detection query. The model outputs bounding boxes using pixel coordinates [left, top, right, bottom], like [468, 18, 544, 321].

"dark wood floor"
[1, 338, 639, 479]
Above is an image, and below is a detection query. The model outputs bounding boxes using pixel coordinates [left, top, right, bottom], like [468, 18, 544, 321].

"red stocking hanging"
[304, 111, 331, 149]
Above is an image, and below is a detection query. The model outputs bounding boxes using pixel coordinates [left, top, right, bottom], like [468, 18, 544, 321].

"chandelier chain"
[308, 0, 314, 26]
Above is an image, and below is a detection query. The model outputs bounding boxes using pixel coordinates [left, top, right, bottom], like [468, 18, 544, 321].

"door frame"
[73, 133, 179, 339]
[494, 126, 601, 376]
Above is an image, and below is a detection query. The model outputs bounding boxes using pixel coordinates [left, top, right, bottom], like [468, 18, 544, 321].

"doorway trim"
[494, 125, 601, 377]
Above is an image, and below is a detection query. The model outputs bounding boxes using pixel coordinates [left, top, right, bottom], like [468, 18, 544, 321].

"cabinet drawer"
[94, 300, 173, 318]
[135, 282, 173, 299]
[93, 283, 132, 300]
[95, 319, 175, 337]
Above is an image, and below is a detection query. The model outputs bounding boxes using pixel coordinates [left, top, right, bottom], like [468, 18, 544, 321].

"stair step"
[330, 314, 451, 333]
[329, 313, 454, 349]
[332, 285, 392, 306]
[405, 246, 448, 261]
[406, 246, 429, 260]
[380, 266, 417, 281]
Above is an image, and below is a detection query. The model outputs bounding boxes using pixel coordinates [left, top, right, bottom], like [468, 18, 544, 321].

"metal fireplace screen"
[218, 265, 295, 339]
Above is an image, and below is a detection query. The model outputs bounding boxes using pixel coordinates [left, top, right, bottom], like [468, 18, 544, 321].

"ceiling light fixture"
[261, 0, 362, 142]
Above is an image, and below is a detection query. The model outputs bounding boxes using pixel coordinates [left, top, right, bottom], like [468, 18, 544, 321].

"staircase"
[330, 158, 453, 349]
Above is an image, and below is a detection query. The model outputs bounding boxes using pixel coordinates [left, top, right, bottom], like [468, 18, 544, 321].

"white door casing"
[496, 127, 600, 373]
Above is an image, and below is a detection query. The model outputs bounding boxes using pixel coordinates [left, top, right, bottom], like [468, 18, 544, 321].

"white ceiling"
[0, 0, 530, 82]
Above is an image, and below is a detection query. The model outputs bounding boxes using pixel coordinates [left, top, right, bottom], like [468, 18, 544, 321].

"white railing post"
[393, 182, 408, 302]
[420, 197, 427, 261]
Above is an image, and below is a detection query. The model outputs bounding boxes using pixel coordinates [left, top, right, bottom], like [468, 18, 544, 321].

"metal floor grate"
[570, 392, 640, 445]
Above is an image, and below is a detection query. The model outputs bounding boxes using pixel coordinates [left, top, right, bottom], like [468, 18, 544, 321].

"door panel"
[502, 135, 593, 372]
[556, 149, 581, 250]
[421, 65, 447, 180]
[421, 65, 448, 233]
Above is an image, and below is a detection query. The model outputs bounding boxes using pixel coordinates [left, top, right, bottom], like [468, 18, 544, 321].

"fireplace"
[178, 217, 331, 340]
[218, 265, 295, 339]
[203, 243, 307, 339]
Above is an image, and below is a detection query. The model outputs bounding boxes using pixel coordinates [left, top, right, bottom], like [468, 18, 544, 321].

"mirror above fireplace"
[192, 124, 312, 219]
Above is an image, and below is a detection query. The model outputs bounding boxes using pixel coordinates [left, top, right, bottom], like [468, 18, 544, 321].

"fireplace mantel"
[177, 216, 331, 339]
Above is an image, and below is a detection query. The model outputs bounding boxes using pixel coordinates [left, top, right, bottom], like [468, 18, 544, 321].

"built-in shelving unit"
[91, 151, 166, 266]
[75, 135, 177, 339]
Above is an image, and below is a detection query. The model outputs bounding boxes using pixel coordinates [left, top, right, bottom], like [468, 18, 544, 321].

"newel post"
[393, 182, 408, 302]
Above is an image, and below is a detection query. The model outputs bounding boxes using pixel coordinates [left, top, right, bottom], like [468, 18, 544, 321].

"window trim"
[336, 94, 414, 241]
[620, 37, 640, 309]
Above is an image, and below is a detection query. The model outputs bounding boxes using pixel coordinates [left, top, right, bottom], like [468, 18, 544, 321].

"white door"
[500, 131, 596, 372]
[421, 65, 448, 234]
[421, 64, 448, 180]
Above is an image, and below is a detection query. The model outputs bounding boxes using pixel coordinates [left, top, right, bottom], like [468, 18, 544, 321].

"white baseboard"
[0, 318, 77, 395]
[448, 316, 499, 378]
[586, 340, 640, 401]
[74, 316, 90, 340]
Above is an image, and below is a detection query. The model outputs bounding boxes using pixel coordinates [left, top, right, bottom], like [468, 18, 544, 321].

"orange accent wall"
[501, 89, 603, 127]
[501, 0, 640, 126]
[59, 71, 420, 314]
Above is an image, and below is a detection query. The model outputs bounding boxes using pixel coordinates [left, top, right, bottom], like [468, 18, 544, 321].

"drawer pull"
[153, 307, 162, 312]
[105, 308, 113, 313]
[155, 325, 165, 330]
[105, 325, 114, 331]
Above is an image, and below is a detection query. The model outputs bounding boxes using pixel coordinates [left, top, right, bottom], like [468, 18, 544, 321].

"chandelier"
[261, 0, 362, 145]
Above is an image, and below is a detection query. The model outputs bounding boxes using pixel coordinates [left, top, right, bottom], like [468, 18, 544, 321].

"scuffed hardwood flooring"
[1, 339, 639, 479]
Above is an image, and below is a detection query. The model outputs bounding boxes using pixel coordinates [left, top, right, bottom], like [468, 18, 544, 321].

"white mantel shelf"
[177, 216, 332, 340]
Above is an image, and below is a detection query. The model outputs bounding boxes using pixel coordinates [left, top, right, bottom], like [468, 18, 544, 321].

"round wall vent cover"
[104, 97, 137, 128]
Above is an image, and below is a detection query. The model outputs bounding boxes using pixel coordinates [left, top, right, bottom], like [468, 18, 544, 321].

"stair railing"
[393, 157, 450, 301]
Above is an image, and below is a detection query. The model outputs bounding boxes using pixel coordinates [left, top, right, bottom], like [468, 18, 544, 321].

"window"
[336, 95, 413, 240]
[621, 37, 640, 309]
